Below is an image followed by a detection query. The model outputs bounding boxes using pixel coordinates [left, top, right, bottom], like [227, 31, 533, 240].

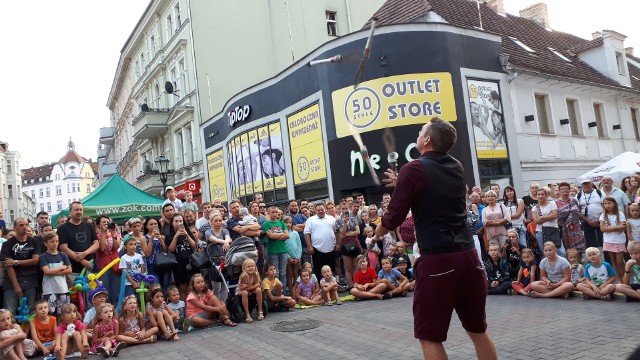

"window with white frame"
[150, 35, 156, 56]
[134, 60, 140, 78]
[166, 14, 173, 40]
[57, 200, 62, 211]
[140, 52, 145, 72]
[7, 185, 13, 198]
[154, 83, 160, 108]
[86, 184, 91, 193]
[174, 130, 184, 168]
[170, 68, 177, 106]
[6, 161, 11, 174]
[174, 3, 181, 31]
[40, 203, 45, 212]
[534, 94, 552, 134]
[67, 184, 71, 193]
[9, 210, 14, 222]
[39, 188, 44, 198]
[593, 102, 607, 138]
[632, 108, 640, 141]
[55, 174, 60, 180]
[46, 187, 50, 197]
[56, 185, 61, 195]
[326, 11, 337, 36]
[616, 52, 626, 75]
[30, 190, 35, 199]
[179, 59, 187, 93]
[185, 125, 193, 164]
[47, 202, 51, 212]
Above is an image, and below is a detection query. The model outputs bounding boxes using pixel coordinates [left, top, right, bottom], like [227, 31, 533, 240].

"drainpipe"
[345, 0, 353, 33]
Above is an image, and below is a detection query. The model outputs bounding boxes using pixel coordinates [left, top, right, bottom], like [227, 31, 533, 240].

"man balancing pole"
[375, 118, 497, 360]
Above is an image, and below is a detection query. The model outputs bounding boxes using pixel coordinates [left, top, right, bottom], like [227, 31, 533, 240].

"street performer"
[375, 118, 496, 360]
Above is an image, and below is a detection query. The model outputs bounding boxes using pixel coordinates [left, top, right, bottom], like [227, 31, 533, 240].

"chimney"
[519, 2, 550, 29]
[625, 47, 634, 57]
[484, 0, 505, 16]
[592, 31, 602, 40]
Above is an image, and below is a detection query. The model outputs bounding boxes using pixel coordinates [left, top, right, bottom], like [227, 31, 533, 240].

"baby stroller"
[219, 236, 267, 323]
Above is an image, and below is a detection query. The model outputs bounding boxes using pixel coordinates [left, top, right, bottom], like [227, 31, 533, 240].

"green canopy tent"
[51, 175, 164, 225]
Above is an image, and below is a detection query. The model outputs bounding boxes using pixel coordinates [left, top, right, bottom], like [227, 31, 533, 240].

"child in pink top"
[186, 274, 236, 328]
[55, 303, 89, 359]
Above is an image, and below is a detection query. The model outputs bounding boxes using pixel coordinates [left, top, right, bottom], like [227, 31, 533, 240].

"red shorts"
[413, 248, 487, 342]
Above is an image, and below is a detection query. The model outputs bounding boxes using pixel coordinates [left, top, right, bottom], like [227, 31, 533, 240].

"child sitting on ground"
[90, 303, 126, 357]
[378, 258, 410, 298]
[319, 265, 341, 305]
[292, 262, 317, 301]
[0, 308, 35, 360]
[615, 240, 640, 301]
[262, 263, 296, 312]
[566, 248, 584, 287]
[577, 247, 616, 300]
[55, 303, 89, 359]
[511, 248, 537, 296]
[238, 259, 264, 322]
[166, 286, 187, 332]
[83, 287, 108, 341]
[395, 258, 415, 291]
[350, 255, 389, 300]
[295, 269, 323, 306]
[484, 244, 513, 295]
[29, 300, 56, 359]
[146, 289, 180, 341]
[186, 274, 236, 329]
[116, 295, 158, 345]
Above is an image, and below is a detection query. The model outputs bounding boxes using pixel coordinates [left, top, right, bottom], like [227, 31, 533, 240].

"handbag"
[155, 252, 178, 268]
[188, 250, 210, 271]
[542, 227, 562, 248]
[500, 204, 513, 230]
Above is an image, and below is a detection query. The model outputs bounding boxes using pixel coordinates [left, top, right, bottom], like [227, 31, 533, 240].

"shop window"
[294, 179, 329, 201]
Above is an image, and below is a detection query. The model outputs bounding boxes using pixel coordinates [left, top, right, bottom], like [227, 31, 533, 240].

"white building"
[373, 0, 640, 193]
[105, 0, 384, 203]
[22, 140, 98, 217]
[0, 141, 35, 223]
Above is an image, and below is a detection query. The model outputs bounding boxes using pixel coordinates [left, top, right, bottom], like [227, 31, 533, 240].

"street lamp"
[154, 155, 170, 195]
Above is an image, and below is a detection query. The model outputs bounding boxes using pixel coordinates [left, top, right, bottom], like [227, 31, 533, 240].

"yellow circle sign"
[343, 86, 382, 129]
[296, 156, 310, 181]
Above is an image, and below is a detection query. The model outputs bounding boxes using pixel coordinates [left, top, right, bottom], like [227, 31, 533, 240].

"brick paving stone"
[110, 294, 638, 359]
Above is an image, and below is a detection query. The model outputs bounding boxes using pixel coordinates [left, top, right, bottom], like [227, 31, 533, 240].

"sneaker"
[111, 342, 127, 357]
[335, 299, 342, 305]
[324, 301, 333, 306]
[96, 347, 110, 358]
[383, 292, 393, 300]
[65, 352, 82, 359]
[182, 318, 191, 333]
[507, 289, 514, 295]
[44, 354, 57, 360]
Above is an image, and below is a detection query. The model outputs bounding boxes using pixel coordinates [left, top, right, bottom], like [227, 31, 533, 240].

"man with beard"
[160, 203, 176, 238]
[227, 200, 261, 241]
[57, 202, 99, 276]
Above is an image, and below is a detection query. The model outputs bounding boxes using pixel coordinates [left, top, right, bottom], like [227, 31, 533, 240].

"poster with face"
[233, 136, 246, 196]
[239, 133, 254, 195]
[257, 126, 274, 191]
[267, 122, 287, 189]
[467, 79, 508, 159]
[248, 129, 263, 194]
[226, 142, 238, 199]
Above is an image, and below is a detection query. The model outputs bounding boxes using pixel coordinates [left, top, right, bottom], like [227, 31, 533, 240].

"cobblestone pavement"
[112, 294, 639, 360]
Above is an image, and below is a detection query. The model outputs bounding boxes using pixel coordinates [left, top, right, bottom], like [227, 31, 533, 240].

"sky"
[1, 0, 639, 169]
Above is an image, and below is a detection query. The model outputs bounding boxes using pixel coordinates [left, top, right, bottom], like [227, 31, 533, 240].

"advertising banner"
[331, 73, 456, 138]
[267, 122, 287, 189]
[239, 133, 254, 195]
[287, 104, 327, 185]
[466, 79, 508, 159]
[257, 126, 274, 192]
[248, 129, 263, 194]
[233, 136, 245, 197]
[206, 150, 227, 203]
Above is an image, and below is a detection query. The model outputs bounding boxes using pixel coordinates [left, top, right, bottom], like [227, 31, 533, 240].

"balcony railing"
[99, 127, 115, 145]
[132, 109, 170, 140]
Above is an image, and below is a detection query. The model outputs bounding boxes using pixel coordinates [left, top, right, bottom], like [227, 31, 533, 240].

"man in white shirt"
[601, 176, 630, 213]
[577, 179, 604, 250]
[303, 203, 336, 280]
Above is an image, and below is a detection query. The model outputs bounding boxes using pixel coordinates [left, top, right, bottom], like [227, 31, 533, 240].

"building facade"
[0, 141, 35, 223]
[22, 140, 97, 217]
[105, 0, 384, 204]
[199, 0, 640, 205]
